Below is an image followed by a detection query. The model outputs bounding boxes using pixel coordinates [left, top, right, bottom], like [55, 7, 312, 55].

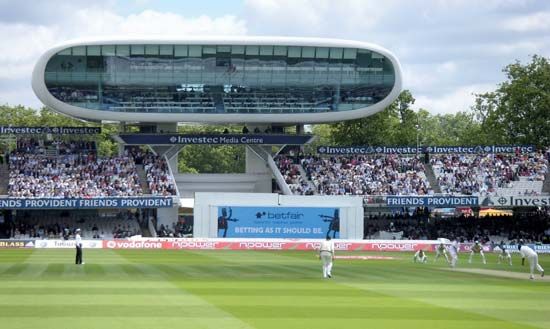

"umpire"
[75, 228, 83, 265]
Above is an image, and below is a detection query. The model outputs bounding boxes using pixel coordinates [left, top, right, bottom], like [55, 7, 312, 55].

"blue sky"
[1, 0, 549, 114]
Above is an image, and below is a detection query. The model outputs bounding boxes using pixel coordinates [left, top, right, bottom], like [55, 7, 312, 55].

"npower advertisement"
[101, 239, 437, 251]
[15, 238, 550, 253]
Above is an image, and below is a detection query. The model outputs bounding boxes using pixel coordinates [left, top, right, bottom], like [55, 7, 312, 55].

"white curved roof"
[32, 36, 402, 124]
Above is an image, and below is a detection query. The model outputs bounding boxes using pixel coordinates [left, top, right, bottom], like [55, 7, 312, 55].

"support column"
[117, 122, 126, 156]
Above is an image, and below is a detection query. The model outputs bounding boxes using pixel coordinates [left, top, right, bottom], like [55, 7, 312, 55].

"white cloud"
[414, 84, 495, 114]
[501, 11, 550, 31]
[244, 0, 396, 35]
[67, 9, 247, 36]
[0, 8, 247, 108]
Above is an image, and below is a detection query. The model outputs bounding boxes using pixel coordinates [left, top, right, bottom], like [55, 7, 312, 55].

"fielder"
[496, 242, 512, 266]
[448, 240, 459, 268]
[468, 240, 486, 264]
[434, 243, 450, 263]
[518, 242, 544, 280]
[413, 249, 427, 263]
[319, 236, 335, 278]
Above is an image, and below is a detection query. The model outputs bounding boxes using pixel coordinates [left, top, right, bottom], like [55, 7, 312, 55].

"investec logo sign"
[317, 146, 420, 155]
[169, 135, 265, 144]
[318, 145, 535, 155]
[502, 196, 550, 207]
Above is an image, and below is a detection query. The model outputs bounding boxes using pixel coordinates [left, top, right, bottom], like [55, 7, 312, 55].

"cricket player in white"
[319, 236, 335, 278]
[468, 241, 486, 264]
[496, 243, 512, 266]
[448, 240, 459, 268]
[413, 249, 427, 263]
[75, 228, 84, 265]
[434, 243, 450, 263]
[518, 242, 544, 279]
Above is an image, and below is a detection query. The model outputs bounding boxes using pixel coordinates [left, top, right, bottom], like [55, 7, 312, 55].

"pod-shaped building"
[32, 36, 402, 123]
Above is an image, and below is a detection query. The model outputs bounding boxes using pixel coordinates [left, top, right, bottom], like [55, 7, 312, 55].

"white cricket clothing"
[413, 250, 427, 263]
[319, 240, 335, 254]
[498, 250, 512, 265]
[520, 245, 536, 258]
[520, 245, 544, 277]
[75, 234, 82, 248]
[435, 245, 449, 263]
[319, 240, 334, 278]
[448, 242, 458, 268]
[468, 243, 486, 264]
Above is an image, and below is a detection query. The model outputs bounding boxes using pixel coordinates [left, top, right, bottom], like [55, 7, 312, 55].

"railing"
[163, 154, 181, 203]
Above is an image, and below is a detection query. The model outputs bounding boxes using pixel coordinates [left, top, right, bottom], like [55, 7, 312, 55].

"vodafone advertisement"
[102, 238, 438, 251]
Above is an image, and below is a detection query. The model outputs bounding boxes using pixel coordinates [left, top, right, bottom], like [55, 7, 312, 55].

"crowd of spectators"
[274, 150, 549, 197]
[4, 208, 145, 240]
[157, 216, 193, 238]
[300, 155, 431, 196]
[14, 138, 95, 155]
[6, 220, 74, 240]
[9, 152, 142, 198]
[143, 154, 177, 196]
[275, 155, 314, 195]
[364, 210, 550, 244]
[7, 139, 177, 198]
[431, 151, 549, 196]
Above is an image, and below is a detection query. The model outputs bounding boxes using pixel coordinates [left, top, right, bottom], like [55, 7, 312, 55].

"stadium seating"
[6, 210, 142, 240]
[298, 154, 432, 196]
[275, 151, 549, 198]
[274, 155, 315, 195]
[7, 139, 177, 198]
[364, 211, 550, 244]
[143, 153, 177, 196]
[223, 92, 332, 113]
[431, 153, 548, 196]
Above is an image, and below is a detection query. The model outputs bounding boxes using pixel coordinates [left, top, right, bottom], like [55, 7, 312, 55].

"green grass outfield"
[0, 249, 549, 329]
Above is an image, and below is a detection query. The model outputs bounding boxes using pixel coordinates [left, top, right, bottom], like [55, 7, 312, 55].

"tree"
[0, 104, 41, 126]
[329, 90, 417, 146]
[472, 55, 550, 147]
[418, 111, 484, 146]
[177, 124, 245, 173]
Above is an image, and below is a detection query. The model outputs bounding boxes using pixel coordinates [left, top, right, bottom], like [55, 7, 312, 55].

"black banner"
[317, 145, 536, 155]
[0, 126, 101, 135]
[119, 134, 314, 145]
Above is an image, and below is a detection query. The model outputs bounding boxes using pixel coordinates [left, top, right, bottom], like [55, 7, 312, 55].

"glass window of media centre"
[45, 44, 395, 114]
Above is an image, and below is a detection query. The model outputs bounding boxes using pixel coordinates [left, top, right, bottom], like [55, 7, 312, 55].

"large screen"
[217, 206, 340, 239]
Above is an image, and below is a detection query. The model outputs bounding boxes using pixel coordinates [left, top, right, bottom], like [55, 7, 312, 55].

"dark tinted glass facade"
[45, 44, 395, 114]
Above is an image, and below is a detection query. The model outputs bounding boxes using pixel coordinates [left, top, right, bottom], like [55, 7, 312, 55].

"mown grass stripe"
[0, 305, 236, 317]
[0, 249, 548, 329]
[3, 263, 29, 275]
[0, 287, 183, 295]
[119, 264, 145, 276]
